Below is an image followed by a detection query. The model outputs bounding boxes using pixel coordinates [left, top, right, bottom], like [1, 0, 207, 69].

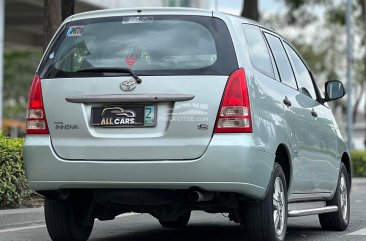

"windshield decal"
[66, 26, 84, 37]
[122, 16, 153, 24]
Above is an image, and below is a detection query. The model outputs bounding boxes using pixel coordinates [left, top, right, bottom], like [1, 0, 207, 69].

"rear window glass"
[243, 25, 274, 78]
[38, 15, 238, 78]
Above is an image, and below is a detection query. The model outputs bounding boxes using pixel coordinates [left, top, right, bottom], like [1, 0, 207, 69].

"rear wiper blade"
[77, 67, 142, 84]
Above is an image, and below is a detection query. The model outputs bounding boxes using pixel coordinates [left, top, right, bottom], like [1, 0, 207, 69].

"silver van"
[23, 8, 351, 241]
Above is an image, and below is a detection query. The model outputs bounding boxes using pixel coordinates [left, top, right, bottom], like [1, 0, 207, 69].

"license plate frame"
[91, 105, 156, 128]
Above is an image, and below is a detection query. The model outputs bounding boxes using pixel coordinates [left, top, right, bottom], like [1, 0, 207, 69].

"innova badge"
[120, 79, 137, 91]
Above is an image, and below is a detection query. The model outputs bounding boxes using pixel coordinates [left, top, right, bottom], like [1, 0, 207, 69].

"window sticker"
[49, 52, 55, 59]
[122, 16, 153, 24]
[66, 26, 84, 37]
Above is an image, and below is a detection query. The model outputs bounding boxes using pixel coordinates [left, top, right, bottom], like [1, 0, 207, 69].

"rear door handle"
[283, 97, 292, 107]
[311, 109, 318, 118]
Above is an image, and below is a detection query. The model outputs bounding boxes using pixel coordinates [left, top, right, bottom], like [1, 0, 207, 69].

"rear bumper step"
[288, 206, 338, 217]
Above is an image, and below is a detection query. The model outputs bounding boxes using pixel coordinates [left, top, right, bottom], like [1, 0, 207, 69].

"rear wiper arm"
[77, 67, 142, 84]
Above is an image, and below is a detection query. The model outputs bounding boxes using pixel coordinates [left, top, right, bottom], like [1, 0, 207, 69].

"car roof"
[65, 7, 253, 23]
[64, 7, 281, 43]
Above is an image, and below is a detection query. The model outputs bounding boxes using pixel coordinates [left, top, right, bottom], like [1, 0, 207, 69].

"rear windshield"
[38, 15, 238, 78]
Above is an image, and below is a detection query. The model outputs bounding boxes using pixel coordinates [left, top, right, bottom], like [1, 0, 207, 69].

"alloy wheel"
[273, 177, 285, 236]
[340, 173, 348, 222]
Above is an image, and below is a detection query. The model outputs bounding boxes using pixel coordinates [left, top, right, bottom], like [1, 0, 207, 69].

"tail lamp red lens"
[26, 74, 49, 134]
[214, 68, 253, 133]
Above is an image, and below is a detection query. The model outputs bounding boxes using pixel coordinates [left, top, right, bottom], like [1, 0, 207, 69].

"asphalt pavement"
[0, 180, 365, 241]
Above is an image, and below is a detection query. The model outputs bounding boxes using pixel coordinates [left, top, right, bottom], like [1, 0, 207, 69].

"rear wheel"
[159, 211, 191, 228]
[240, 163, 288, 241]
[319, 162, 350, 231]
[44, 198, 94, 241]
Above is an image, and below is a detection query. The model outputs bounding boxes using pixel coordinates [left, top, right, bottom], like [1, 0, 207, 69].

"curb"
[352, 177, 366, 184]
[0, 207, 44, 229]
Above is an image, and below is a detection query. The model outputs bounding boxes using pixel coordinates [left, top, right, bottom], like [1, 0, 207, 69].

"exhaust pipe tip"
[188, 191, 200, 202]
[188, 190, 214, 203]
[59, 190, 70, 200]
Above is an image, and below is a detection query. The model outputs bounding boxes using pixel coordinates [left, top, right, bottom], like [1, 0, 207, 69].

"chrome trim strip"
[288, 206, 338, 217]
[288, 201, 326, 211]
[288, 192, 333, 202]
[65, 94, 195, 103]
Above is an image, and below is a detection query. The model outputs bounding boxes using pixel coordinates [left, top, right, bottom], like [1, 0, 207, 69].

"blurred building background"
[1, 0, 365, 150]
[5, 0, 100, 49]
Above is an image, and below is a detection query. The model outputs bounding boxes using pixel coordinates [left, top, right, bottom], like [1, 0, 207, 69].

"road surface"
[0, 180, 365, 241]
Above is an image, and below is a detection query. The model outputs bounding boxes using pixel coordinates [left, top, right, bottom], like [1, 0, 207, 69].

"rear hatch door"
[38, 14, 238, 160]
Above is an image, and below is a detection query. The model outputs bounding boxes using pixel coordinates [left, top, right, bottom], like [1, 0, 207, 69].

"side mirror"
[322, 80, 345, 103]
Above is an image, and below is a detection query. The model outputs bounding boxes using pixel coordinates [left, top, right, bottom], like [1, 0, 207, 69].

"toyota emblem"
[120, 79, 137, 91]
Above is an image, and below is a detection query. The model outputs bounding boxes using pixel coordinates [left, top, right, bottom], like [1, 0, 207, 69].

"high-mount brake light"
[26, 74, 49, 134]
[214, 68, 253, 133]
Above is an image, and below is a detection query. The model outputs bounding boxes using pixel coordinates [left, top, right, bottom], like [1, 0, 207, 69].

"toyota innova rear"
[23, 8, 351, 241]
[24, 9, 273, 196]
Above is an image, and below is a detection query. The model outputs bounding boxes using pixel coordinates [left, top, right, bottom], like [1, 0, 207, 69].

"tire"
[44, 198, 94, 241]
[159, 211, 191, 228]
[240, 163, 288, 241]
[319, 162, 350, 231]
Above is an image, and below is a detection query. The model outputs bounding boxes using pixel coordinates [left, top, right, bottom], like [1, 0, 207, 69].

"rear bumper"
[23, 134, 275, 200]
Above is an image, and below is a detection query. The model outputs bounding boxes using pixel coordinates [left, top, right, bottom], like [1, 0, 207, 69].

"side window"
[284, 43, 317, 100]
[264, 33, 297, 89]
[243, 25, 274, 78]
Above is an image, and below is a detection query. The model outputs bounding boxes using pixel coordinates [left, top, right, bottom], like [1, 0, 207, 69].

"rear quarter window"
[38, 15, 238, 78]
[243, 25, 274, 78]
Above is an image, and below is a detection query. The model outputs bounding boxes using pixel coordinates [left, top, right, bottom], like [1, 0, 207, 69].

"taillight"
[214, 68, 252, 133]
[26, 74, 49, 134]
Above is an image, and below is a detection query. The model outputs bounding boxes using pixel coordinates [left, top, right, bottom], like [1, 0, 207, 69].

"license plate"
[91, 105, 156, 127]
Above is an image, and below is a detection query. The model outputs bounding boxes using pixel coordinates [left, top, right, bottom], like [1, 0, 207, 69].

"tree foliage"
[351, 150, 366, 176]
[0, 136, 30, 209]
[3, 50, 42, 118]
